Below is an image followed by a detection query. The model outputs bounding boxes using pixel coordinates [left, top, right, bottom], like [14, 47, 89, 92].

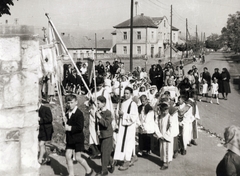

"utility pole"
[130, 0, 134, 72]
[170, 5, 172, 61]
[95, 33, 97, 60]
[135, 1, 138, 16]
[196, 25, 198, 44]
[186, 18, 188, 58]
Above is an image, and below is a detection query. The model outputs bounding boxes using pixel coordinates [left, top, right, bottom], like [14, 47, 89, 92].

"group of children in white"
[61, 58, 231, 175]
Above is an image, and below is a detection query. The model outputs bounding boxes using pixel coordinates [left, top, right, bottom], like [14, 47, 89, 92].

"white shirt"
[67, 106, 78, 120]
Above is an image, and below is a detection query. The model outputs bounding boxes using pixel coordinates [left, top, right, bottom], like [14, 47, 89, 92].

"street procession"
[0, 0, 240, 176]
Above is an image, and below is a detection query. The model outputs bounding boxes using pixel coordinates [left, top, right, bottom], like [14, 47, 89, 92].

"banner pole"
[45, 13, 92, 97]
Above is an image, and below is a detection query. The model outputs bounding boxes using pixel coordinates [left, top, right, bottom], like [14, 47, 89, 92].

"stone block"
[2, 73, 22, 108]
[1, 71, 39, 109]
[20, 128, 39, 175]
[0, 107, 38, 129]
[0, 141, 20, 175]
[23, 111, 39, 128]
[0, 60, 20, 74]
[0, 108, 25, 129]
[21, 40, 41, 71]
[0, 37, 21, 61]
[21, 71, 39, 106]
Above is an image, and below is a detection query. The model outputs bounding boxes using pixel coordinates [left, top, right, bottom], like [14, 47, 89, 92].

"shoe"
[95, 171, 108, 176]
[137, 151, 143, 156]
[129, 155, 138, 167]
[217, 102, 220, 105]
[85, 169, 95, 176]
[148, 150, 152, 155]
[173, 152, 178, 159]
[187, 143, 192, 147]
[199, 99, 202, 102]
[45, 158, 51, 165]
[210, 101, 213, 104]
[181, 150, 187, 155]
[160, 165, 168, 170]
[49, 101, 55, 104]
[108, 161, 116, 173]
[90, 154, 98, 159]
[191, 140, 198, 146]
[118, 161, 129, 171]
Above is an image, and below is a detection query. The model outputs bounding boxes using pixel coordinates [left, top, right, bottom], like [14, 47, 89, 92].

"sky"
[0, 0, 240, 38]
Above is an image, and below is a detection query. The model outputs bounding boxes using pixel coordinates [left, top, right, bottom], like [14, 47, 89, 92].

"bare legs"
[65, 149, 92, 176]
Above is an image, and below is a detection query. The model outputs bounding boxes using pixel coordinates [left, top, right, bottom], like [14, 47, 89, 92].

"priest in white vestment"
[113, 87, 138, 171]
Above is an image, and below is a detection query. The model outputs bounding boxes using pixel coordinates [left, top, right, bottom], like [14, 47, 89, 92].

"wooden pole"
[186, 18, 188, 58]
[45, 13, 93, 97]
[170, 5, 173, 61]
[130, 0, 134, 72]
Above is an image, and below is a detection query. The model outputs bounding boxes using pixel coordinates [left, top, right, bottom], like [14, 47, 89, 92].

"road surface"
[40, 52, 240, 176]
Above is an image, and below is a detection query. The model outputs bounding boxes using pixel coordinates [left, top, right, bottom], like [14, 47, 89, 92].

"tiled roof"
[114, 14, 158, 28]
[97, 39, 112, 49]
[111, 30, 117, 34]
[151, 17, 164, 25]
[172, 26, 179, 31]
[61, 35, 112, 49]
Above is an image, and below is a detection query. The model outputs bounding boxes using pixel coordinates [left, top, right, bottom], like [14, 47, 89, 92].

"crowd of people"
[38, 56, 235, 176]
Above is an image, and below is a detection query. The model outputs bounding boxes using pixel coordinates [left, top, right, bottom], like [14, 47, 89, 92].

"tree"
[205, 33, 222, 51]
[0, 0, 16, 17]
[221, 11, 240, 53]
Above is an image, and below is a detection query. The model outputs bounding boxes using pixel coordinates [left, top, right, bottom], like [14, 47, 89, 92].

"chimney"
[5, 20, 8, 24]
[141, 13, 144, 16]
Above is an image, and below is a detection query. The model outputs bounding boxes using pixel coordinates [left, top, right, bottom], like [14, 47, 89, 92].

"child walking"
[90, 96, 115, 176]
[199, 79, 209, 102]
[64, 94, 95, 176]
[210, 77, 219, 104]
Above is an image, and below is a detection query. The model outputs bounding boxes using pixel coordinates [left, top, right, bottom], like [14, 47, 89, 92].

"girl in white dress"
[210, 78, 219, 104]
[199, 79, 209, 102]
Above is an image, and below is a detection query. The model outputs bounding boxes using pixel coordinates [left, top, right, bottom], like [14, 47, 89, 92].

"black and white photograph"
[0, 0, 240, 175]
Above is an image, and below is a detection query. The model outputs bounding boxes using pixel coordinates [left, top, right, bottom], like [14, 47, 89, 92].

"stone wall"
[0, 25, 40, 176]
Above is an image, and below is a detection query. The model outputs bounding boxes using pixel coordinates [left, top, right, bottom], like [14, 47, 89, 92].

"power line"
[148, 0, 169, 11]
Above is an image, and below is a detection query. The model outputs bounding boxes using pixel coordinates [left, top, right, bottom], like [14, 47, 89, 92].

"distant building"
[61, 33, 113, 61]
[112, 13, 179, 58]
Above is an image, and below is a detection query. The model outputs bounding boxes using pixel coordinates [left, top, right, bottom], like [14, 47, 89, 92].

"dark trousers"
[178, 126, 184, 151]
[173, 136, 179, 153]
[139, 133, 153, 152]
[100, 136, 113, 173]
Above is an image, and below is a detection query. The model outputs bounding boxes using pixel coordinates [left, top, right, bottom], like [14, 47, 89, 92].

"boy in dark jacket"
[64, 94, 95, 176]
[38, 103, 54, 165]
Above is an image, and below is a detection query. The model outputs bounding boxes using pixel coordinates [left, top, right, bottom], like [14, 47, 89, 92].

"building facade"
[112, 14, 179, 58]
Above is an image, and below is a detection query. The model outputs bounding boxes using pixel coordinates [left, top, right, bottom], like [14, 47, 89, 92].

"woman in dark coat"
[216, 125, 240, 176]
[219, 68, 231, 100]
[149, 64, 158, 86]
[212, 68, 221, 81]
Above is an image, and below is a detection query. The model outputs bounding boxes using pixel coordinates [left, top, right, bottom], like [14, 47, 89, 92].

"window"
[137, 31, 141, 39]
[123, 46, 127, 54]
[123, 32, 127, 40]
[173, 33, 176, 41]
[164, 20, 166, 27]
[164, 33, 166, 40]
[137, 46, 141, 54]
[151, 31, 154, 39]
